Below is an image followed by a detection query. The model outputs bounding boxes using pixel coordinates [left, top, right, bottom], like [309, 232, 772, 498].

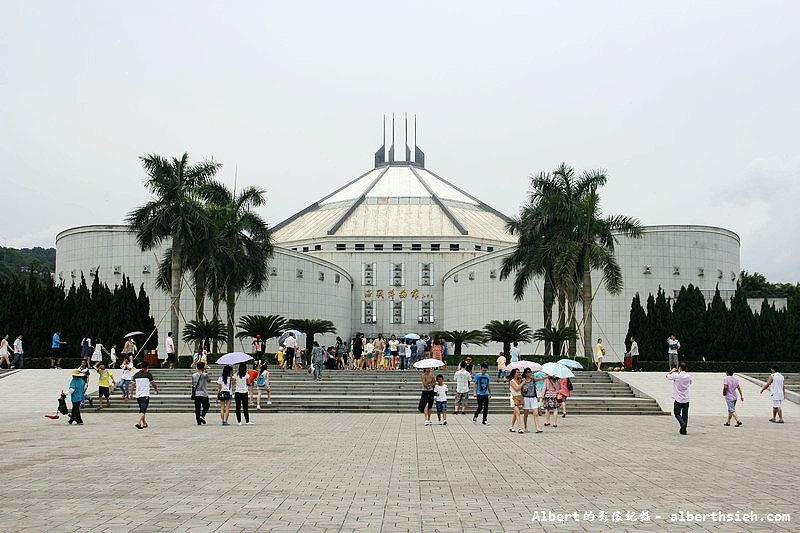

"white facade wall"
[442, 225, 741, 360]
[55, 226, 353, 353]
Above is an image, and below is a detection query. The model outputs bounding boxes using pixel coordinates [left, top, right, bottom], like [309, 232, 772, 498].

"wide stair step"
[95, 369, 666, 415]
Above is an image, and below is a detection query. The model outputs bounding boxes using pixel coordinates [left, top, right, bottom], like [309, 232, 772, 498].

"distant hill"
[0, 246, 56, 280]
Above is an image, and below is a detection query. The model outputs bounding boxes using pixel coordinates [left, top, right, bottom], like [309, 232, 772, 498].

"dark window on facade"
[374, 244, 384, 251]
[336, 243, 346, 251]
[302, 246, 309, 252]
[411, 243, 422, 251]
[430, 243, 440, 251]
[474, 245, 482, 251]
[449, 244, 459, 251]
[355, 243, 365, 251]
[393, 243, 403, 251]
[314, 244, 322, 251]
[487, 246, 494, 252]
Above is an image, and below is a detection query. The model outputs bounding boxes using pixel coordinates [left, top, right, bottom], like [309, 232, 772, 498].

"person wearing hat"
[252, 334, 264, 363]
[66, 369, 87, 425]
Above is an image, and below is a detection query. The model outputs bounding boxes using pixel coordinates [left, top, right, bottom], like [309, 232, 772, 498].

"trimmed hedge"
[636, 360, 800, 373]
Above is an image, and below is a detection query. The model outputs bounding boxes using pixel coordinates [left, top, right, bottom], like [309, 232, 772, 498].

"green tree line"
[0, 270, 156, 358]
[626, 284, 800, 361]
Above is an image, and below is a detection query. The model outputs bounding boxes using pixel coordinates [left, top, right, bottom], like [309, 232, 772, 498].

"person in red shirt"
[247, 363, 260, 407]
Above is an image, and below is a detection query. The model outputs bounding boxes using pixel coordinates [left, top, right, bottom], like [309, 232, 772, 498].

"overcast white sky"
[2, 1, 799, 281]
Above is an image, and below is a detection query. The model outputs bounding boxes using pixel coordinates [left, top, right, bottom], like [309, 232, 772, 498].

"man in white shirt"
[760, 365, 786, 423]
[11, 335, 23, 369]
[453, 361, 471, 415]
[667, 335, 680, 370]
[165, 332, 176, 369]
[283, 333, 298, 370]
[666, 363, 692, 435]
[629, 336, 640, 371]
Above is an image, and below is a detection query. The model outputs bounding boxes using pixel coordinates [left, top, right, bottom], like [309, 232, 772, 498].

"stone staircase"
[743, 373, 800, 395]
[93, 368, 665, 415]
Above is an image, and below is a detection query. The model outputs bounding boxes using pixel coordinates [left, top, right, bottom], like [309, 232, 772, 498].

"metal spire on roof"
[388, 113, 395, 163]
[374, 115, 386, 167]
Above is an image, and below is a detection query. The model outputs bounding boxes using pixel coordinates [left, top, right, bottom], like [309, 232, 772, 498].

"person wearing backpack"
[254, 363, 272, 409]
[560, 377, 572, 418]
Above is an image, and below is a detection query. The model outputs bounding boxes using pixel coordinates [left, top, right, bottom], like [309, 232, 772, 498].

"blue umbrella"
[557, 358, 583, 370]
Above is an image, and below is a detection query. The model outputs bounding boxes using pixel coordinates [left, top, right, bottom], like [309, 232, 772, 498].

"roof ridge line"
[423, 168, 512, 223]
[409, 166, 468, 236]
[326, 166, 391, 236]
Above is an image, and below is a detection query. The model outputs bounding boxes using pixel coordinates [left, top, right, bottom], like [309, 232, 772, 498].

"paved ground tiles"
[1, 406, 797, 532]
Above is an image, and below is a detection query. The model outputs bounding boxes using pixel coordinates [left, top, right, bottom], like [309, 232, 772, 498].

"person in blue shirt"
[51, 330, 66, 369]
[66, 369, 86, 424]
[472, 364, 492, 425]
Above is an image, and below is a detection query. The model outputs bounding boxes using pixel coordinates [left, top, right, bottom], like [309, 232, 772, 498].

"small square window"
[314, 244, 322, 251]
[393, 243, 403, 251]
[318, 271, 325, 281]
[374, 244, 384, 251]
[355, 243, 365, 251]
[336, 243, 346, 251]
[430, 243, 440, 251]
[489, 269, 497, 279]
[486, 246, 494, 252]
[142, 265, 151, 274]
[411, 243, 421, 251]
[292, 247, 297, 251]
[453, 274, 459, 283]
[449, 244, 459, 251]
[468, 271, 475, 280]
[296, 269, 304, 279]
[302, 246, 309, 252]
[270, 267, 278, 276]
[335, 273, 341, 283]
[474, 245, 482, 251]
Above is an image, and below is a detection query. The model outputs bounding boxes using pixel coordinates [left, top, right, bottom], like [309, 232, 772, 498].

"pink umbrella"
[505, 360, 542, 373]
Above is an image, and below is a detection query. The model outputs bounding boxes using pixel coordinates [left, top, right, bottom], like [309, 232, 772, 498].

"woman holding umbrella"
[217, 365, 233, 426]
[521, 369, 544, 433]
[508, 369, 524, 433]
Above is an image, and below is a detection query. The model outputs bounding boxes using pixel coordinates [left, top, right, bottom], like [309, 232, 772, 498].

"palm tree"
[236, 314, 288, 347]
[532, 325, 578, 358]
[286, 318, 336, 357]
[431, 330, 486, 356]
[483, 319, 533, 358]
[126, 153, 221, 355]
[182, 318, 227, 351]
[202, 182, 274, 351]
[547, 180, 644, 359]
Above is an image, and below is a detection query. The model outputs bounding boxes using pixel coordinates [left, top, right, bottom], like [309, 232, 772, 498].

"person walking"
[255, 363, 272, 408]
[217, 365, 233, 425]
[667, 335, 681, 370]
[496, 352, 507, 380]
[521, 369, 544, 433]
[666, 363, 692, 435]
[11, 335, 24, 369]
[434, 374, 448, 425]
[760, 365, 785, 423]
[51, 330, 66, 369]
[165, 331, 177, 369]
[311, 341, 325, 381]
[453, 361, 471, 415]
[629, 336, 640, 371]
[282, 333, 298, 371]
[233, 362, 252, 425]
[122, 337, 137, 364]
[559, 377, 572, 418]
[252, 334, 264, 364]
[93, 363, 116, 410]
[722, 369, 744, 427]
[415, 336, 427, 366]
[119, 356, 134, 400]
[66, 369, 86, 425]
[131, 361, 158, 429]
[595, 338, 605, 371]
[352, 333, 364, 370]
[542, 374, 561, 428]
[508, 369, 524, 433]
[91, 339, 105, 366]
[389, 335, 400, 370]
[419, 367, 436, 425]
[472, 364, 492, 425]
[109, 344, 118, 368]
[509, 342, 520, 363]
[80, 336, 92, 364]
[0, 335, 11, 368]
[192, 361, 211, 425]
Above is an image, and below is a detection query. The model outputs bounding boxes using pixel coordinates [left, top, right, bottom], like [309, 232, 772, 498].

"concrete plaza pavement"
[1, 370, 798, 532]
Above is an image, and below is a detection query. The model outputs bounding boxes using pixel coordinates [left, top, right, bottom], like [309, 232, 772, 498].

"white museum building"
[55, 130, 740, 360]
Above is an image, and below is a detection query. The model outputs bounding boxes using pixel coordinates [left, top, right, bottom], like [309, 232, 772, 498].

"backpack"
[566, 378, 574, 391]
[256, 372, 267, 387]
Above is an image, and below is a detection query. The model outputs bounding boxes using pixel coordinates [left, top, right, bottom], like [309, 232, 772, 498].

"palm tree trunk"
[225, 287, 235, 353]
[582, 267, 593, 360]
[557, 288, 566, 329]
[170, 238, 182, 356]
[543, 275, 554, 357]
[455, 341, 462, 356]
[567, 283, 578, 358]
[211, 293, 220, 354]
[195, 261, 206, 321]
[503, 341, 510, 359]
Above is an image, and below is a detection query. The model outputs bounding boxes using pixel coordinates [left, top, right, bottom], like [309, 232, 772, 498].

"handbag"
[190, 375, 197, 400]
[217, 390, 230, 401]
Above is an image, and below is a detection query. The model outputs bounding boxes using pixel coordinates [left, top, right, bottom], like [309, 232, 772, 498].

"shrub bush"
[636, 360, 800, 373]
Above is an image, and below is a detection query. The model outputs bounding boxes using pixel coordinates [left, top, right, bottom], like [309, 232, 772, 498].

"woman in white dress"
[91, 339, 105, 365]
[0, 335, 11, 368]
